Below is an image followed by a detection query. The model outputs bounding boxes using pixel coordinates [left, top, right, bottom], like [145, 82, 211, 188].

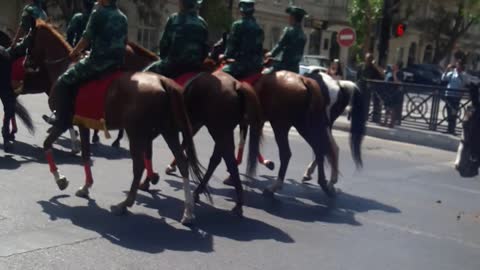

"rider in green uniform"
[222, 0, 264, 78]
[66, 0, 96, 46]
[144, 0, 209, 78]
[265, 6, 307, 73]
[50, 0, 128, 134]
[9, 0, 48, 58]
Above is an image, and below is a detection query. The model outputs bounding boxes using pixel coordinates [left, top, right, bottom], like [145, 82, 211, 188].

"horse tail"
[346, 81, 366, 168]
[237, 82, 263, 176]
[14, 99, 35, 135]
[161, 79, 208, 196]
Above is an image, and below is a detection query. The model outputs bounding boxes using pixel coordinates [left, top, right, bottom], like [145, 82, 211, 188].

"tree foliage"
[416, 0, 480, 64]
[348, 0, 383, 61]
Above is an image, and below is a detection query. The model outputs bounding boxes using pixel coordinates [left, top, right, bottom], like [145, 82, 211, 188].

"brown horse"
[138, 70, 263, 216]
[24, 20, 204, 225]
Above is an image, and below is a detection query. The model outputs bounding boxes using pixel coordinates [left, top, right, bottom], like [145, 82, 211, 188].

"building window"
[308, 29, 321, 55]
[323, 38, 329, 50]
[423, 45, 433, 64]
[138, 12, 159, 51]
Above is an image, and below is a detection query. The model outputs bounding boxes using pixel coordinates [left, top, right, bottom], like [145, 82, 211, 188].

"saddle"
[72, 71, 124, 136]
[173, 72, 205, 88]
[238, 73, 263, 86]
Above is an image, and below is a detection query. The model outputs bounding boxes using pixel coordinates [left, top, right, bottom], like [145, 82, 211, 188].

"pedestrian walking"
[356, 53, 384, 123]
[442, 59, 469, 135]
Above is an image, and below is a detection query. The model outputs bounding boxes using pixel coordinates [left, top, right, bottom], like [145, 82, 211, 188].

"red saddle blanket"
[11, 56, 26, 81]
[173, 72, 203, 88]
[72, 71, 124, 133]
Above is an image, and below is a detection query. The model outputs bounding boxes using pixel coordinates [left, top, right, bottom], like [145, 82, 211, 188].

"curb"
[333, 117, 460, 152]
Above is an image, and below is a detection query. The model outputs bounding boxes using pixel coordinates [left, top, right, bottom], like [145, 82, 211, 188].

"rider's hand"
[69, 50, 81, 62]
[265, 52, 272, 58]
[226, 58, 235, 63]
[218, 54, 225, 61]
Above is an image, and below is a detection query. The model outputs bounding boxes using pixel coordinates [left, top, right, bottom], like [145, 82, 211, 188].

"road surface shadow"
[163, 175, 400, 227]
[55, 137, 131, 160]
[0, 140, 80, 169]
[37, 195, 214, 254]
[134, 186, 294, 244]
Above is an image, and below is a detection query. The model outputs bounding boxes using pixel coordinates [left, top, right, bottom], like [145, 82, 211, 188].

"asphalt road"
[0, 94, 479, 270]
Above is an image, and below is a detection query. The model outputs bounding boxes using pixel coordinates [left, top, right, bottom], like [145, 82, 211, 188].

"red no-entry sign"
[337, 27, 356, 48]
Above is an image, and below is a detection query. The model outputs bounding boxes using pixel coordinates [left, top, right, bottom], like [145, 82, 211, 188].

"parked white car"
[299, 55, 330, 75]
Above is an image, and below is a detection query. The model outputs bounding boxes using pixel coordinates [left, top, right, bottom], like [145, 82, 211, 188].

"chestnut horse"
[25, 20, 204, 225]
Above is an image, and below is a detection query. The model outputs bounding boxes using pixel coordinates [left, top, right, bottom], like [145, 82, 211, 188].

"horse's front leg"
[75, 127, 93, 198]
[44, 127, 69, 190]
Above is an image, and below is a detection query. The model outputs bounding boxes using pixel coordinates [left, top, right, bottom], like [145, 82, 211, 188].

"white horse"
[302, 71, 366, 183]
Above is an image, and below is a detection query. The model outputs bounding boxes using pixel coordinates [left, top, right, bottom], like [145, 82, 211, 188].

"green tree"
[417, 0, 480, 64]
[348, 0, 383, 61]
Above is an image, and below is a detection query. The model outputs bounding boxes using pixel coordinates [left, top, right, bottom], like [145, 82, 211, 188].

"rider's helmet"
[239, 0, 255, 15]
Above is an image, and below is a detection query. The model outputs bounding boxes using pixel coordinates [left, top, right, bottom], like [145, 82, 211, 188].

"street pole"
[378, 0, 392, 67]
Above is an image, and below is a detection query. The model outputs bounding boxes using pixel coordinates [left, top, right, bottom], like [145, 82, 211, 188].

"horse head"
[24, 19, 72, 76]
[455, 83, 480, 177]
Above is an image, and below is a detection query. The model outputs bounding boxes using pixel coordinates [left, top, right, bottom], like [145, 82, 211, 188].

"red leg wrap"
[84, 162, 93, 186]
[258, 153, 265, 164]
[45, 150, 57, 173]
[144, 156, 154, 178]
[236, 145, 244, 165]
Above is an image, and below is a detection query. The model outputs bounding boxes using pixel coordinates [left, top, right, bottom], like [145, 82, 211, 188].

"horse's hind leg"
[193, 144, 222, 203]
[264, 124, 291, 196]
[44, 127, 69, 191]
[326, 129, 339, 187]
[236, 123, 274, 170]
[303, 159, 317, 182]
[163, 130, 195, 225]
[313, 126, 337, 197]
[69, 128, 80, 154]
[111, 134, 146, 215]
[221, 131, 244, 216]
[166, 124, 202, 175]
[76, 127, 94, 198]
[92, 129, 100, 144]
[112, 129, 124, 148]
[139, 140, 160, 191]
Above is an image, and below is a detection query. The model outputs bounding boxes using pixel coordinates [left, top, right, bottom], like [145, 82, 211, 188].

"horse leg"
[44, 127, 69, 190]
[10, 116, 17, 140]
[165, 124, 201, 175]
[193, 144, 222, 203]
[111, 129, 124, 148]
[221, 131, 244, 216]
[263, 125, 291, 196]
[76, 127, 94, 198]
[92, 130, 100, 144]
[236, 123, 274, 170]
[111, 136, 146, 215]
[69, 128, 80, 154]
[326, 129, 339, 188]
[302, 159, 317, 182]
[313, 126, 337, 197]
[139, 140, 160, 191]
[163, 130, 195, 225]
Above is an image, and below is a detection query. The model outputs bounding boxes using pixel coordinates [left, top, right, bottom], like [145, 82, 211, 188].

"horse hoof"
[3, 140, 13, 153]
[193, 192, 200, 204]
[75, 186, 89, 198]
[165, 165, 176, 175]
[181, 216, 195, 226]
[56, 176, 69, 191]
[264, 160, 275, 171]
[231, 205, 243, 217]
[262, 189, 275, 198]
[302, 175, 313, 182]
[319, 181, 336, 198]
[112, 140, 120, 148]
[71, 148, 80, 155]
[138, 181, 150, 192]
[223, 176, 235, 187]
[110, 204, 128, 216]
[149, 173, 160, 185]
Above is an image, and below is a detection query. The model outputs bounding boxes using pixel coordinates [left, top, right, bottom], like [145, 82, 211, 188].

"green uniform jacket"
[66, 12, 91, 46]
[144, 10, 209, 78]
[223, 16, 264, 78]
[59, 3, 128, 87]
[270, 24, 306, 73]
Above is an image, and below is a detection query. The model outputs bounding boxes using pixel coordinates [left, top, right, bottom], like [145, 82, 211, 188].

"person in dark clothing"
[356, 53, 384, 123]
[383, 62, 404, 127]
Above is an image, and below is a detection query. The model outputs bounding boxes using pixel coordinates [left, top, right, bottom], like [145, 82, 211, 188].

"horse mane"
[126, 41, 159, 61]
[35, 19, 72, 52]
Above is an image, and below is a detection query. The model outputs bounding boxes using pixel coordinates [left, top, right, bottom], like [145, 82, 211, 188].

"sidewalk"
[333, 116, 460, 152]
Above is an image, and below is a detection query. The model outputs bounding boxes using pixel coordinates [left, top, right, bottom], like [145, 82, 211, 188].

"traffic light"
[393, 22, 407, 37]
